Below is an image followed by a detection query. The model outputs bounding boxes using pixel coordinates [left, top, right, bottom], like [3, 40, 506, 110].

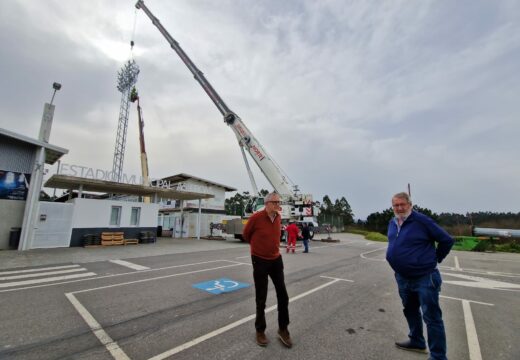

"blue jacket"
[386, 211, 454, 278]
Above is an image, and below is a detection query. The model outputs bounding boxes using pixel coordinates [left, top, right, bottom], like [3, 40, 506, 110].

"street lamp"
[50, 82, 62, 105]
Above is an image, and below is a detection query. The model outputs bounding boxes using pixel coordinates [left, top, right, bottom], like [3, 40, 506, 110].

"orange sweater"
[243, 209, 281, 260]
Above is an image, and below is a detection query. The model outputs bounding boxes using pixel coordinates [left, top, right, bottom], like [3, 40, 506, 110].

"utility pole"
[19, 82, 61, 250]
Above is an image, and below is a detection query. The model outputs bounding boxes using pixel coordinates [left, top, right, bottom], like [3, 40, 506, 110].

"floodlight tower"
[112, 60, 140, 182]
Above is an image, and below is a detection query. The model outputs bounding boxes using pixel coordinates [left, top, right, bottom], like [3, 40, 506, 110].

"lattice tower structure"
[112, 60, 140, 182]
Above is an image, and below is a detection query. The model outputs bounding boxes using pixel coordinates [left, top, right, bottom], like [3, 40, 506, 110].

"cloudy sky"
[1, 0, 519, 219]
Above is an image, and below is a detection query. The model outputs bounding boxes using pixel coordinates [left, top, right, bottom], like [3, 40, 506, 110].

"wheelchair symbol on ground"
[193, 278, 250, 294]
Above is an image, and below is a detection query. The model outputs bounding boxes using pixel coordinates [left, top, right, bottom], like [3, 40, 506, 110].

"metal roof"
[0, 127, 68, 165]
[45, 174, 214, 201]
[160, 173, 236, 192]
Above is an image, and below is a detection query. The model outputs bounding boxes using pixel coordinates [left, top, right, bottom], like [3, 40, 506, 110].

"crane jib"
[136, 0, 301, 198]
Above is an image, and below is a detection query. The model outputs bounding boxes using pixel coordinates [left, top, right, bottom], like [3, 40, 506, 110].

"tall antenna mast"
[112, 60, 140, 182]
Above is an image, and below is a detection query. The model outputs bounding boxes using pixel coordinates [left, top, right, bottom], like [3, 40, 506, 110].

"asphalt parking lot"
[0, 233, 519, 360]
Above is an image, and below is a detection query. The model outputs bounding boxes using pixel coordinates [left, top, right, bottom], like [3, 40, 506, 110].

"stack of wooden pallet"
[100, 232, 138, 246]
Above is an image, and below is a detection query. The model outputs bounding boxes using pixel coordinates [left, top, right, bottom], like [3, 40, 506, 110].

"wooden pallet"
[124, 239, 139, 245]
[101, 232, 125, 246]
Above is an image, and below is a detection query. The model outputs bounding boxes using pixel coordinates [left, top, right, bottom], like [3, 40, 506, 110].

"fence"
[317, 214, 345, 233]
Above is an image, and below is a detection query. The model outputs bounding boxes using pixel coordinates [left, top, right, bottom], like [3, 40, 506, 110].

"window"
[130, 207, 141, 226]
[110, 206, 122, 226]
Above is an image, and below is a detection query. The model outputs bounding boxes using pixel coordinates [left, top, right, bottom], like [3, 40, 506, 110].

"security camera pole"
[19, 82, 61, 250]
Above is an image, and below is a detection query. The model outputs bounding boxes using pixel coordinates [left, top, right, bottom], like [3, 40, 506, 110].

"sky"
[1, 0, 519, 220]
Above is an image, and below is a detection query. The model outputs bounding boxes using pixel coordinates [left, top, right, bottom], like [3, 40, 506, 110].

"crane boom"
[130, 87, 150, 203]
[135, 0, 296, 198]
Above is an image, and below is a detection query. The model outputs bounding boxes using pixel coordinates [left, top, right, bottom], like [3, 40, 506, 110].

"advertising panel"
[0, 170, 31, 200]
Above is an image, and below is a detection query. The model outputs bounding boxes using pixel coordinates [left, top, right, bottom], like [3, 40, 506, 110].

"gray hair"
[392, 192, 412, 204]
[264, 192, 280, 202]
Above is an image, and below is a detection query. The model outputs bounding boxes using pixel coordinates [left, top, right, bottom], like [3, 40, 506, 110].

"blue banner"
[0, 170, 30, 200]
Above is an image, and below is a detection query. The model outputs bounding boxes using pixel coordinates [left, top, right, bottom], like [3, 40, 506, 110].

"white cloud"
[1, 0, 519, 219]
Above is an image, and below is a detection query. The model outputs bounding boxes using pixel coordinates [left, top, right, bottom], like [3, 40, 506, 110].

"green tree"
[337, 197, 354, 225]
[320, 195, 334, 215]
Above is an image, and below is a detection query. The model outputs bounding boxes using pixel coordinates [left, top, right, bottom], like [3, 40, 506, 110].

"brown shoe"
[256, 331, 269, 347]
[278, 328, 292, 348]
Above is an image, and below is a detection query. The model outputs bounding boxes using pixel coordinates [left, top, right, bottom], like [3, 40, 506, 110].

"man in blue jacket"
[386, 192, 454, 360]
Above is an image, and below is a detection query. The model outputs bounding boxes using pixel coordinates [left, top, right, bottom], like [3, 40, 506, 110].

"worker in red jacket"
[285, 222, 299, 253]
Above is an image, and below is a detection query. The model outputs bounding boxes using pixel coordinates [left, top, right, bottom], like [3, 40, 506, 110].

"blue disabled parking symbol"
[193, 278, 250, 295]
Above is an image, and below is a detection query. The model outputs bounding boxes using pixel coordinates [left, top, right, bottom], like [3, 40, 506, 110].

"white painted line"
[0, 272, 97, 288]
[71, 263, 243, 295]
[228, 261, 252, 266]
[471, 257, 520, 263]
[462, 300, 483, 360]
[440, 295, 493, 306]
[0, 268, 86, 281]
[66, 293, 130, 360]
[310, 243, 345, 250]
[365, 242, 372, 246]
[234, 255, 250, 260]
[0, 259, 234, 293]
[148, 278, 344, 360]
[440, 266, 520, 278]
[360, 247, 387, 261]
[0, 264, 80, 276]
[109, 260, 150, 271]
[443, 272, 520, 291]
[454, 256, 461, 270]
[320, 275, 354, 282]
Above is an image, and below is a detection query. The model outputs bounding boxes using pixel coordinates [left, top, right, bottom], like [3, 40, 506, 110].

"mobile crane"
[135, 0, 319, 236]
[130, 86, 150, 203]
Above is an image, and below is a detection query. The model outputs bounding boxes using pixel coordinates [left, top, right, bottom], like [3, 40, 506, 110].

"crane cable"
[129, 8, 138, 59]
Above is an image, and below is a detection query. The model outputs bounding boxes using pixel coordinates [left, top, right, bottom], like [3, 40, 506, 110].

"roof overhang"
[44, 174, 214, 201]
[161, 173, 236, 192]
[0, 127, 68, 165]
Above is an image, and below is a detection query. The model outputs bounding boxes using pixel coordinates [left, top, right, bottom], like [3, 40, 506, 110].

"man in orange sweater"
[243, 192, 292, 348]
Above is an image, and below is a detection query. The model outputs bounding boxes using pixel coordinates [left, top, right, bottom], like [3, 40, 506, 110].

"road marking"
[440, 295, 493, 306]
[0, 260, 234, 293]
[440, 266, 520, 278]
[0, 268, 87, 281]
[71, 263, 244, 295]
[66, 293, 130, 360]
[360, 247, 387, 261]
[320, 275, 354, 282]
[311, 243, 345, 250]
[148, 278, 348, 360]
[0, 264, 80, 276]
[462, 300, 483, 360]
[443, 272, 520, 291]
[109, 260, 150, 271]
[454, 256, 461, 270]
[0, 272, 97, 288]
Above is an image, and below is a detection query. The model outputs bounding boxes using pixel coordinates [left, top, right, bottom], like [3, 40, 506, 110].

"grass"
[345, 231, 520, 253]
[452, 236, 480, 251]
[365, 232, 388, 242]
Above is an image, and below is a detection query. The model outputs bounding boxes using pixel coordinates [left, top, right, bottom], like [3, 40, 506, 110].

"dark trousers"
[395, 269, 447, 360]
[303, 238, 309, 252]
[252, 255, 289, 332]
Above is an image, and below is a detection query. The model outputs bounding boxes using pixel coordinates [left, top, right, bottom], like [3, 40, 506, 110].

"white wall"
[70, 198, 159, 228]
[0, 199, 25, 249]
[160, 213, 239, 238]
[160, 179, 226, 211]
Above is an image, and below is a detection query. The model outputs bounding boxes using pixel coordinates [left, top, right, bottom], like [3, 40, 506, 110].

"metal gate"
[32, 202, 74, 248]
